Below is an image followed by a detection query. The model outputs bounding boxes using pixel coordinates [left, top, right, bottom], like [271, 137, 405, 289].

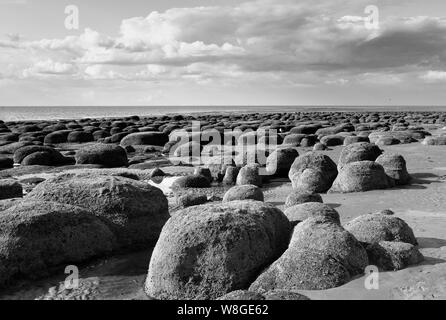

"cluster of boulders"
[144, 199, 422, 299]
[0, 170, 169, 287]
[0, 111, 439, 297]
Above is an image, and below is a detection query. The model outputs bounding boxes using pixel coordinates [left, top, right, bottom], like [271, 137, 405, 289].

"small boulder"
[284, 202, 340, 226]
[172, 174, 211, 189]
[284, 190, 322, 209]
[366, 241, 424, 271]
[236, 164, 262, 187]
[0, 179, 23, 200]
[223, 184, 264, 202]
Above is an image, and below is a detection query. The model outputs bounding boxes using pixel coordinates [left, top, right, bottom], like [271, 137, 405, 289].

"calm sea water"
[0, 106, 445, 122]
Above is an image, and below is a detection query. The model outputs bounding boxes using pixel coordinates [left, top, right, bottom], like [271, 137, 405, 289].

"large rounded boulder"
[0, 201, 116, 286]
[288, 152, 337, 193]
[75, 144, 128, 167]
[25, 173, 169, 249]
[265, 148, 299, 177]
[145, 201, 291, 300]
[337, 142, 382, 170]
[120, 132, 168, 147]
[249, 216, 368, 292]
[345, 213, 418, 245]
[13, 145, 67, 166]
[236, 164, 262, 187]
[329, 161, 393, 193]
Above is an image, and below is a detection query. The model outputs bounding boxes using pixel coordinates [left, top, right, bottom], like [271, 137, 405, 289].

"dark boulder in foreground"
[289, 152, 337, 193]
[0, 179, 23, 200]
[0, 201, 116, 287]
[75, 144, 128, 168]
[223, 184, 264, 202]
[25, 173, 169, 249]
[145, 201, 291, 300]
[345, 213, 418, 246]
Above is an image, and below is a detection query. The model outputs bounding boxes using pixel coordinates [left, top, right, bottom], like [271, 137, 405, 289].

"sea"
[0, 106, 445, 122]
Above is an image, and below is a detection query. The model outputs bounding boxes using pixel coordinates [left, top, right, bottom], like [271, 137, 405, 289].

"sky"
[1, 0, 446, 107]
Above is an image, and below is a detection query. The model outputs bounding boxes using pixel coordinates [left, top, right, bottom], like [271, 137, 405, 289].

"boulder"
[337, 142, 383, 170]
[329, 161, 393, 193]
[13, 145, 67, 166]
[67, 131, 94, 143]
[283, 202, 340, 226]
[343, 136, 370, 145]
[265, 148, 299, 176]
[284, 191, 322, 209]
[366, 241, 424, 271]
[75, 144, 128, 168]
[176, 193, 208, 208]
[345, 213, 417, 245]
[288, 152, 337, 193]
[172, 175, 211, 189]
[0, 179, 23, 200]
[25, 173, 169, 249]
[236, 164, 262, 187]
[120, 132, 168, 147]
[43, 130, 71, 144]
[145, 201, 291, 300]
[0, 201, 115, 286]
[249, 216, 368, 291]
[375, 153, 411, 185]
[222, 166, 240, 185]
[223, 184, 264, 202]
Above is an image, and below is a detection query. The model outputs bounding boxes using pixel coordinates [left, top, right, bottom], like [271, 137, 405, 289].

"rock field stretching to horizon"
[0, 110, 445, 300]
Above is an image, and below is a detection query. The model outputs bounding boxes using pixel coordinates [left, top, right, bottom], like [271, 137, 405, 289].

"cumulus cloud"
[22, 59, 77, 78]
[2, 0, 446, 88]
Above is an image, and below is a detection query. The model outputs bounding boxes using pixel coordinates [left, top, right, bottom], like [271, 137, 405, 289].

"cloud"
[3, 0, 446, 89]
[421, 70, 446, 82]
[23, 59, 77, 77]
